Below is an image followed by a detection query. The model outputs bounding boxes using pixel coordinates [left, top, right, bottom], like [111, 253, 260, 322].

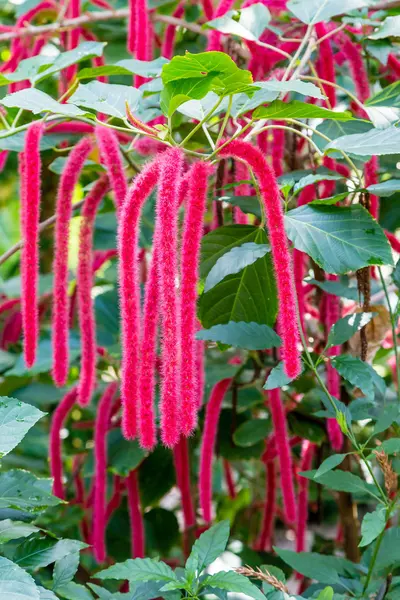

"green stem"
[215, 94, 232, 146]
[179, 97, 223, 148]
[281, 22, 314, 82]
[254, 123, 323, 157]
[379, 266, 400, 403]
[207, 119, 254, 161]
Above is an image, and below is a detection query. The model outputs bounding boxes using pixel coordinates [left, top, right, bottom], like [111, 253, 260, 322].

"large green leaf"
[0, 557, 40, 600]
[287, 0, 367, 24]
[1, 89, 86, 117]
[327, 126, 400, 156]
[203, 571, 266, 600]
[0, 470, 60, 512]
[107, 430, 146, 477]
[186, 521, 230, 575]
[326, 313, 375, 348]
[313, 120, 372, 152]
[68, 82, 142, 119]
[284, 205, 393, 274]
[366, 81, 400, 108]
[359, 508, 386, 547]
[13, 538, 87, 570]
[331, 356, 384, 399]
[204, 242, 270, 292]
[369, 16, 400, 40]
[367, 179, 400, 197]
[53, 553, 80, 591]
[273, 548, 358, 584]
[96, 557, 177, 583]
[233, 419, 272, 447]
[0, 397, 45, 457]
[254, 100, 353, 121]
[0, 520, 40, 544]
[314, 454, 348, 479]
[196, 321, 281, 350]
[199, 226, 277, 328]
[300, 470, 379, 499]
[78, 57, 168, 80]
[204, 4, 272, 41]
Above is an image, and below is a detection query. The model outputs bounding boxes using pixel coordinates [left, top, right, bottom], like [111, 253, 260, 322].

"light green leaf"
[263, 361, 303, 390]
[204, 4, 272, 41]
[314, 454, 348, 479]
[96, 558, 177, 583]
[326, 313, 375, 348]
[327, 126, 400, 156]
[284, 205, 394, 274]
[251, 79, 325, 100]
[0, 397, 45, 457]
[378, 437, 400, 455]
[233, 419, 272, 447]
[38, 587, 58, 600]
[369, 16, 400, 40]
[178, 92, 228, 121]
[366, 81, 400, 108]
[307, 278, 359, 301]
[300, 470, 379, 498]
[293, 173, 343, 194]
[56, 582, 93, 600]
[254, 100, 353, 121]
[367, 179, 400, 197]
[68, 81, 142, 119]
[0, 557, 40, 600]
[203, 571, 266, 600]
[309, 192, 350, 206]
[0, 470, 61, 512]
[78, 57, 168, 80]
[196, 321, 281, 350]
[316, 588, 334, 600]
[186, 521, 230, 575]
[217, 195, 261, 218]
[8, 338, 81, 377]
[0, 131, 75, 153]
[287, 0, 367, 24]
[14, 538, 87, 570]
[273, 548, 359, 584]
[107, 430, 146, 477]
[359, 508, 386, 547]
[1, 89, 86, 117]
[204, 242, 270, 292]
[53, 552, 80, 591]
[0, 520, 40, 544]
[313, 119, 373, 152]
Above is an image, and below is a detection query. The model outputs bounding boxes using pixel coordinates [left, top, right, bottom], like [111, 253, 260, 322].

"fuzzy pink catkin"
[126, 469, 145, 558]
[65, 0, 81, 84]
[134, 0, 151, 87]
[195, 337, 205, 408]
[223, 459, 236, 499]
[161, 2, 184, 59]
[49, 387, 78, 499]
[20, 121, 44, 368]
[206, 0, 235, 51]
[256, 460, 276, 551]
[271, 126, 285, 177]
[118, 159, 160, 440]
[52, 137, 93, 387]
[138, 247, 159, 449]
[296, 441, 315, 554]
[180, 162, 212, 436]
[315, 23, 336, 108]
[336, 31, 369, 104]
[199, 378, 232, 523]
[267, 389, 297, 524]
[95, 126, 127, 211]
[219, 140, 302, 379]
[93, 382, 118, 562]
[156, 148, 184, 447]
[77, 176, 109, 407]
[128, 0, 135, 54]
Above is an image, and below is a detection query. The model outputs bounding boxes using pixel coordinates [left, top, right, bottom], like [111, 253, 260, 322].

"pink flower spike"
[49, 387, 78, 499]
[156, 148, 184, 447]
[173, 436, 196, 530]
[128, 0, 135, 54]
[218, 139, 302, 379]
[52, 137, 93, 387]
[199, 378, 232, 522]
[93, 382, 118, 563]
[180, 162, 213, 436]
[134, 0, 152, 87]
[161, 2, 184, 59]
[255, 460, 276, 551]
[206, 0, 235, 51]
[20, 121, 44, 368]
[296, 440, 315, 553]
[95, 126, 127, 211]
[315, 23, 336, 108]
[77, 176, 109, 407]
[126, 469, 145, 557]
[118, 159, 160, 440]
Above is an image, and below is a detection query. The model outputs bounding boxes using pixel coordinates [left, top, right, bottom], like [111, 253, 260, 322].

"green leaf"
[313, 119, 373, 153]
[1, 89, 86, 117]
[284, 205, 393, 274]
[326, 312, 375, 348]
[186, 521, 230, 575]
[0, 131, 75, 153]
[96, 558, 177, 583]
[0, 397, 45, 457]
[68, 82, 142, 119]
[38, 588, 58, 600]
[56, 582, 93, 600]
[359, 508, 386, 547]
[217, 195, 261, 218]
[203, 571, 266, 600]
[327, 126, 400, 157]
[300, 470, 379, 498]
[263, 361, 303, 390]
[0, 519, 40, 544]
[293, 173, 343, 194]
[78, 57, 168, 80]
[367, 180, 400, 197]
[314, 454, 348, 479]
[316, 588, 334, 600]
[254, 100, 353, 121]
[378, 437, 400, 455]
[107, 430, 146, 477]
[0, 470, 61, 512]
[252, 79, 325, 100]
[369, 16, 400, 40]
[53, 553, 80, 591]
[366, 81, 400, 108]
[273, 548, 358, 584]
[233, 419, 271, 447]
[0, 556, 40, 600]
[204, 242, 270, 292]
[196, 321, 281, 350]
[307, 278, 360, 301]
[287, 0, 367, 24]
[14, 538, 87, 570]
[7, 338, 81, 377]
[373, 404, 400, 435]
[309, 192, 351, 206]
[204, 4, 272, 41]
[331, 356, 377, 397]
[199, 226, 277, 328]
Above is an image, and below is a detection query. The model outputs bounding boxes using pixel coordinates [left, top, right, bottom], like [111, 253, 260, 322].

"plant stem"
[379, 266, 400, 402]
[179, 97, 223, 148]
[215, 95, 232, 146]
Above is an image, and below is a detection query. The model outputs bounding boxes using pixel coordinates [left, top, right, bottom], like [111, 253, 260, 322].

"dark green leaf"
[327, 126, 400, 157]
[196, 321, 281, 350]
[203, 571, 266, 600]
[300, 470, 379, 498]
[186, 521, 230, 574]
[0, 397, 45, 457]
[107, 430, 145, 477]
[0, 470, 61, 512]
[217, 195, 261, 218]
[326, 313, 375, 348]
[273, 548, 359, 584]
[56, 582, 93, 600]
[307, 278, 360, 301]
[331, 355, 378, 397]
[204, 242, 270, 292]
[285, 205, 393, 274]
[233, 419, 272, 447]
[53, 553, 80, 591]
[14, 538, 86, 570]
[264, 361, 303, 390]
[0, 556, 39, 600]
[314, 454, 348, 479]
[313, 120, 373, 152]
[393, 260, 400, 290]
[96, 558, 177, 583]
[359, 508, 386, 547]
[254, 100, 353, 121]
[367, 180, 400, 197]
[366, 81, 400, 108]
